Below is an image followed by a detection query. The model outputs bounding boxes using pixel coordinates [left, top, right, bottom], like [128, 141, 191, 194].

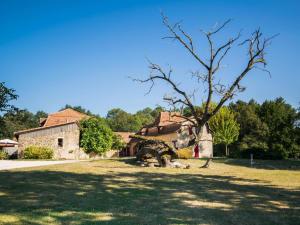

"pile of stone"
[133, 135, 190, 169]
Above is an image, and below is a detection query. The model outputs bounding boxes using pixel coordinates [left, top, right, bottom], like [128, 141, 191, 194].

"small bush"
[232, 145, 290, 160]
[238, 148, 267, 159]
[0, 151, 9, 160]
[23, 146, 53, 159]
[269, 143, 288, 160]
[176, 147, 193, 159]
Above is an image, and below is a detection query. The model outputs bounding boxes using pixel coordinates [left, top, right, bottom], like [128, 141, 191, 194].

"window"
[58, 138, 63, 147]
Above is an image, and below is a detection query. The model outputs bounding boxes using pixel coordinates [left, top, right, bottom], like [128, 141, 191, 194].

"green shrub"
[269, 143, 288, 160]
[0, 151, 9, 160]
[80, 118, 114, 155]
[238, 148, 267, 159]
[232, 144, 290, 160]
[290, 144, 300, 159]
[176, 147, 193, 159]
[23, 146, 53, 159]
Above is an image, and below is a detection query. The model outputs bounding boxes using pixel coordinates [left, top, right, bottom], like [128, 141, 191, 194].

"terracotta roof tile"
[43, 108, 89, 127]
[154, 112, 186, 126]
[138, 111, 187, 138]
[14, 109, 89, 136]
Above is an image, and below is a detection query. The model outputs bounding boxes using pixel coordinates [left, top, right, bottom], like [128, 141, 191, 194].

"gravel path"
[0, 160, 80, 170]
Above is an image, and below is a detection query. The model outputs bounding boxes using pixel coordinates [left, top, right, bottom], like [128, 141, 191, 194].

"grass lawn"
[0, 158, 299, 225]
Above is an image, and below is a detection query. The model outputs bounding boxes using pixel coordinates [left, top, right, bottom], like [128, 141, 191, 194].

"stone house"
[14, 108, 90, 159]
[127, 112, 213, 158]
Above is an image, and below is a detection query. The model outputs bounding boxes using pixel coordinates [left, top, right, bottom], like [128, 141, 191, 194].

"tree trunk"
[201, 158, 212, 168]
[227, 145, 229, 157]
[196, 125, 212, 168]
[225, 144, 228, 156]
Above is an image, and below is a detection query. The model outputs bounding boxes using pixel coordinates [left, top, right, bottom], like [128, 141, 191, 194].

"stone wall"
[17, 123, 89, 160]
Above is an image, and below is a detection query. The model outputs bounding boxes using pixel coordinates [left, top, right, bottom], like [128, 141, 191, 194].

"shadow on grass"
[92, 158, 140, 169]
[214, 158, 300, 171]
[0, 167, 299, 225]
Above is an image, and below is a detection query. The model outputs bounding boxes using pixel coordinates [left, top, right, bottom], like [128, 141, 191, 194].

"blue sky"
[0, 0, 299, 116]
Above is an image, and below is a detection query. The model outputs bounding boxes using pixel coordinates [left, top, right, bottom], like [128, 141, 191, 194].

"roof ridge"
[14, 121, 78, 135]
[42, 108, 89, 127]
[49, 108, 87, 116]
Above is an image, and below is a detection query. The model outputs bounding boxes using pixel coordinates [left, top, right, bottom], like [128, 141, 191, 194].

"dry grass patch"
[0, 158, 299, 225]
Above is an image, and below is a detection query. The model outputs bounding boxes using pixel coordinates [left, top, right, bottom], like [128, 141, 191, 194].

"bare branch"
[208, 19, 232, 36]
[213, 81, 227, 96]
[171, 113, 197, 126]
[212, 32, 242, 74]
[133, 13, 276, 139]
[191, 70, 208, 83]
[178, 25, 194, 51]
[253, 66, 272, 77]
[163, 96, 189, 107]
[134, 60, 199, 122]
[161, 13, 210, 70]
[211, 30, 277, 118]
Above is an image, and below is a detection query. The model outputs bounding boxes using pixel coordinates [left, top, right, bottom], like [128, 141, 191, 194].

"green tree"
[259, 97, 299, 159]
[106, 107, 166, 132]
[0, 82, 18, 112]
[106, 108, 141, 132]
[229, 100, 269, 157]
[79, 118, 114, 155]
[209, 107, 240, 156]
[0, 109, 40, 138]
[150, 106, 165, 119]
[295, 103, 300, 158]
[229, 98, 300, 159]
[135, 107, 155, 126]
[35, 111, 48, 120]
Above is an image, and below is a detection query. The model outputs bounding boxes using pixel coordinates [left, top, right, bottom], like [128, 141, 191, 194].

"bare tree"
[134, 14, 276, 167]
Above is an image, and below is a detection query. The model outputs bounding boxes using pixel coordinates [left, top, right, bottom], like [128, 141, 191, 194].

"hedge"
[23, 146, 53, 159]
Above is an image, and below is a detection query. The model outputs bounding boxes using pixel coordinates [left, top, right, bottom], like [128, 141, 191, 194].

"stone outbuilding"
[127, 112, 213, 158]
[14, 108, 90, 159]
[0, 139, 19, 158]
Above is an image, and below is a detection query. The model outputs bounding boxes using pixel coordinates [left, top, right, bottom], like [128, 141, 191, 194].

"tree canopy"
[0, 109, 48, 139]
[0, 89, 298, 160]
[0, 82, 18, 112]
[209, 107, 240, 156]
[79, 117, 114, 155]
[229, 98, 300, 159]
[106, 106, 164, 132]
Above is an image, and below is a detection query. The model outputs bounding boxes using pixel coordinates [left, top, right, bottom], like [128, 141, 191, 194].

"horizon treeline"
[0, 97, 299, 159]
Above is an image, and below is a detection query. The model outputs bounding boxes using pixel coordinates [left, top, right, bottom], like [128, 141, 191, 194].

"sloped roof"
[154, 112, 186, 127]
[0, 139, 18, 144]
[14, 121, 78, 136]
[43, 108, 89, 127]
[138, 112, 188, 140]
[114, 132, 135, 144]
[14, 108, 89, 136]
